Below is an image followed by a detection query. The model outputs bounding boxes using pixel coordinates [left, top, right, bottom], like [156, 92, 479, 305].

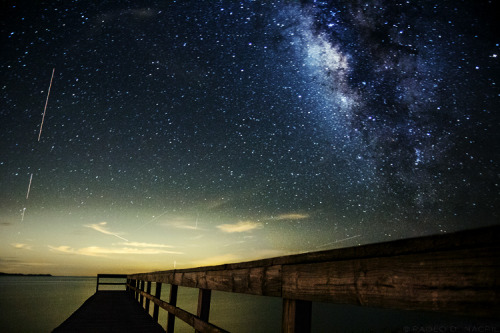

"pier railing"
[126, 225, 499, 333]
[96, 273, 127, 292]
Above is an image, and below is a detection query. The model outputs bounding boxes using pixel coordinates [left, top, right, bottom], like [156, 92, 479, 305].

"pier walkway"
[52, 290, 164, 332]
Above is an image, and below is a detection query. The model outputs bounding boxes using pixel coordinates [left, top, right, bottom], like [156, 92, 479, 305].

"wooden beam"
[134, 287, 229, 333]
[98, 282, 127, 286]
[97, 274, 128, 278]
[166, 285, 178, 333]
[127, 226, 500, 318]
[132, 279, 138, 298]
[140, 280, 145, 307]
[135, 280, 140, 302]
[145, 281, 152, 313]
[282, 299, 312, 333]
[196, 289, 211, 333]
[130, 265, 282, 297]
[153, 282, 162, 322]
[282, 245, 500, 317]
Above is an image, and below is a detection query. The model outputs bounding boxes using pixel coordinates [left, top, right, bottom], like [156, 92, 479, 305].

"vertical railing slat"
[166, 284, 178, 333]
[282, 299, 312, 333]
[153, 282, 162, 322]
[135, 280, 140, 301]
[140, 280, 145, 307]
[195, 289, 212, 333]
[145, 281, 152, 313]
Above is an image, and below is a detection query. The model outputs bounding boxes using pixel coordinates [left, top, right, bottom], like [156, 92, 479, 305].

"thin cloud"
[11, 243, 32, 250]
[204, 198, 230, 210]
[190, 234, 204, 240]
[217, 221, 263, 233]
[48, 245, 184, 257]
[84, 222, 129, 241]
[115, 242, 174, 248]
[273, 213, 309, 220]
[163, 219, 201, 230]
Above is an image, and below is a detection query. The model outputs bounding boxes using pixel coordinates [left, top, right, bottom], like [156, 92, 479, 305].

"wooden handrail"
[96, 273, 128, 292]
[127, 283, 229, 333]
[124, 225, 499, 332]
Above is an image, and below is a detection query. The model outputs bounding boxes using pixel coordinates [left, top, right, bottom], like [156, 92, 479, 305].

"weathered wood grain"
[131, 265, 282, 297]
[282, 245, 499, 317]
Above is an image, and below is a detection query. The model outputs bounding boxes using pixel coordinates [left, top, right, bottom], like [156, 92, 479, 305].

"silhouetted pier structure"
[53, 226, 499, 332]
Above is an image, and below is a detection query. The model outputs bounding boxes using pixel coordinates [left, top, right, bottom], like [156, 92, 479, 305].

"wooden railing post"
[96, 274, 100, 292]
[136, 280, 140, 301]
[282, 299, 312, 333]
[131, 279, 137, 297]
[153, 282, 162, 322]
[140, 280, 145, 306]
[195, 288, 211, 333]
[166, 284, 178, 333]
[145, 281, 152, 313]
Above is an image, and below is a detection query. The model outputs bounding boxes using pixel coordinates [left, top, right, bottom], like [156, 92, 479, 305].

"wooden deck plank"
[52, 291, 165, 333]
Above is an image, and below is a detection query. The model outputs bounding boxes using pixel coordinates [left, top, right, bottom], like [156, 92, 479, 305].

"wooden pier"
[53, 225, 499, 332]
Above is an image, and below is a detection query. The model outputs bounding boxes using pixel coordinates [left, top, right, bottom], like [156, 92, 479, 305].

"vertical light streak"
[38, 68, 55, 142]
[26, 173, 33, 199]
[21, 68, 55, 221]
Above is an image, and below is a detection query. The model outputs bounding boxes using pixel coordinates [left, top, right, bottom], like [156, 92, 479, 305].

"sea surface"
[0, 276, 498, 333]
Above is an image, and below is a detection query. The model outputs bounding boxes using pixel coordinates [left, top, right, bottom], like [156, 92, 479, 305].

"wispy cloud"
[190, 234, 204, 240]
[273, 213, 309, 220]
[204, 198, 230, 210]
[217, 221, 263, 233]
[11, 243, 32, 250]
[84, 222, 129, 241]
[163, 219, 200, 230]
[115, 242, 174, 248]
[48, 245, 184, 257]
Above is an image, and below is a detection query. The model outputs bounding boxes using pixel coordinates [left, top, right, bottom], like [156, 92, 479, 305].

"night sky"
[1, 0, 498, 276]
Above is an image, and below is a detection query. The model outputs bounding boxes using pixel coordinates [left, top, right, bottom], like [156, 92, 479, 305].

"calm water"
[0, 276, 95, 332]
[0, 276, 498, 332]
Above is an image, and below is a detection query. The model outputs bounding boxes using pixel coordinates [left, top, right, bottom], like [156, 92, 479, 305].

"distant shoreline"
[0, 272, 52, 277]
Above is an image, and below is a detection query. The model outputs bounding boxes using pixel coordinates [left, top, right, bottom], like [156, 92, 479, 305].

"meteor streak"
[135, 210, 169, 231]
[26, 173, 33, 199]
[38, 68, 55, 142]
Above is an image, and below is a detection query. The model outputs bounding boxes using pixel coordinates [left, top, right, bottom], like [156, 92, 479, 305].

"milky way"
[0, 0, 498, 263]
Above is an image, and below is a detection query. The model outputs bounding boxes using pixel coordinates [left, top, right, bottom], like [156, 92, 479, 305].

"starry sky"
[1, 0, 498, 276]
